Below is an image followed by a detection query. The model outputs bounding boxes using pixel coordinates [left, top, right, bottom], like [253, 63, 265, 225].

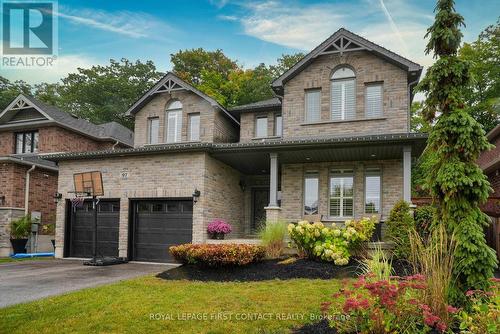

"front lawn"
[0, 275, 345, 334]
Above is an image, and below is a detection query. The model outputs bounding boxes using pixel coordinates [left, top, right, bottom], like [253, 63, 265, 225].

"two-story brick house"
[0, 94, 133, 256]
[45, 29, 427, 263]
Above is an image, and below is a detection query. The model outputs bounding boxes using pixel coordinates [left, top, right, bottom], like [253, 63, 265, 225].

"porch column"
[403, 146, 412, 203]
[265, 153, 281, 223]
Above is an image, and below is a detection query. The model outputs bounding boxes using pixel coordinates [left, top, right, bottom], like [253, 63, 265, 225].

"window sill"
[301, 117, 386, 126]
[251, 136, 282, 140]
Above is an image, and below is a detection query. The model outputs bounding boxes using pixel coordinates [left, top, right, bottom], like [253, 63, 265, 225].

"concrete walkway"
[0, 259, 174, 308]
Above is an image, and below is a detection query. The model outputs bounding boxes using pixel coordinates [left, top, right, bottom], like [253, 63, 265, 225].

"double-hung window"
[189, 113, 200, 141]
[15, 131, 38, 154]
[365, 83, 383, 118]
[166, 100, 183, 143]
[275, 114, 283, 137]
[255, 116, 268, 138]
[304, 171, 319, 215]
[331, 67, 356, 121]
[305, 90, 321, 122]
[147, 117, 159, 144]
[365, 168, 381, 214]
[329, 169, 354, 218]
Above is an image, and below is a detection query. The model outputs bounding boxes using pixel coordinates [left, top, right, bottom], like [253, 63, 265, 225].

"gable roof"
[230, 97, 282, 114]
[126, 71, 239, 125]
[0, 94, 134, 147]
[272, 28, 423, 94]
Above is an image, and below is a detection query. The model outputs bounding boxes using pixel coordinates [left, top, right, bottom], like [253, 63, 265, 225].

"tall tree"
[268, 53, 305, 78]
[459, 20, 500, 132]
[417, 0, 497, 298]
[56, 59, 162, 128]
[0, 76, 32, 110]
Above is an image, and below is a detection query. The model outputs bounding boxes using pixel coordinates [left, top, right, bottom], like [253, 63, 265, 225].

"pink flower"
[207, 220, 232, 234]
[436, 321, 447, 333]
[447, 305, 459, 314]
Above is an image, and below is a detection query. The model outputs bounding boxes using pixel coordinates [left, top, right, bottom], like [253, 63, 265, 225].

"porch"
[210, 133, 427, 241]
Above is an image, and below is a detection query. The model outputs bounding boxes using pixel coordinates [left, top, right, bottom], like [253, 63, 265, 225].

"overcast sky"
[1, 0, 499, 84]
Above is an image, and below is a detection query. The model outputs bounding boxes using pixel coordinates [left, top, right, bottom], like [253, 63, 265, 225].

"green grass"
[0, 276, 345, 334]
[0, 256, 54, 263]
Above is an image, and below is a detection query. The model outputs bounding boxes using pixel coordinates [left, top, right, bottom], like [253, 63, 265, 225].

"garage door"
[132, 199, 193, 263]
[68, 200, 120, 258]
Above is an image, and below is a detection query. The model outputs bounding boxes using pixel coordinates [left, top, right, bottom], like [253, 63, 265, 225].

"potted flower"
[10, 215, 31, 254]
[207, 219, 232, 240]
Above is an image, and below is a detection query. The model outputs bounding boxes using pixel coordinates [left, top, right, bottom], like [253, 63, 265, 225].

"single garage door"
[131, 199, 193, 263]
[67, 200, 120, 258]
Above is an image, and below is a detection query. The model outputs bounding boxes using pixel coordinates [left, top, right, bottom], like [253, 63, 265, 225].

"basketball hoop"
[70, 196, 85, 210]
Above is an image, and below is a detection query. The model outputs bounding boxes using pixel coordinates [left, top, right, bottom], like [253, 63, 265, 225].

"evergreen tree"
[417, 0, 497, 297]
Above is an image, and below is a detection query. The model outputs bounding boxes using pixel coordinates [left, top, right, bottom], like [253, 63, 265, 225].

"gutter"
[407, 78, 420, 132]
[0, 157, 58, 172]
[25, 165, 35, 216]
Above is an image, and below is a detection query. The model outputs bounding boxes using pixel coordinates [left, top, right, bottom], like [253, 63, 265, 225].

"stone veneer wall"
[54, 152, 244, 258]
[280, 159, 403, 223]
[281, 51, 409, 138]
[134, 90, 238, 147]
[0, 207, 24, 256]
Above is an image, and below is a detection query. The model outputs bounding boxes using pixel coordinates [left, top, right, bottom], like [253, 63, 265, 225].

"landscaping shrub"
[169, 243, 265, 267]
[258, 221, 287, 259]
[414, 204, 436, 239]
[206, 219, 232, 239]
[322, 274, 460, 333]
[360, 244, 393, 281]
[10, 215, 31, 239]
[385, 200, 415, 259]
[288, 217, 377, 265]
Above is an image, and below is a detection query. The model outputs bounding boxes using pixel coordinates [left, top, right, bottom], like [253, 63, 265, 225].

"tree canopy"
[417, 0, 497, 300]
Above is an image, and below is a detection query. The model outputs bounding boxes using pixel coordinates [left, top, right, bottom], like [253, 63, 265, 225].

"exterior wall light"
[192, 189, 201, 204]
[53, 192, 63, 203]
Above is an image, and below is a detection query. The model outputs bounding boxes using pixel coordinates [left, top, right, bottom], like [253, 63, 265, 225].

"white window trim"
[274, 114, 283, 137]
[189, 113, 201, 142]
[329, 169, 355, 219]
[147, 117, 159, 144]
[305, 89, 321, 123]
[365, 82, 384, 118]
[255, 115, 268, 138]
[364, 167, 382, 214]
[166, 109, 182, 143]
[303, 171, 320, 216]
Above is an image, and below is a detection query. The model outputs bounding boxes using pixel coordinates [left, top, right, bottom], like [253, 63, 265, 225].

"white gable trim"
[0, 94, 54, 122]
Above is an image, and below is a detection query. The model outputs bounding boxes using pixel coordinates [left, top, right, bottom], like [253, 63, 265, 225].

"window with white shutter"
[165, 100, 183, 143]
[365, 168, 381, 214]
[331, 67, 356, 121]
[147, 117, 159, 144]
[329, 169, 354, 218]
[305, 90, 321, 122]
[365, 84, 383, 118]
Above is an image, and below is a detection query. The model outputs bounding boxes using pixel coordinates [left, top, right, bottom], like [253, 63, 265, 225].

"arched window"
[331, 67, 356, 120]
[166, 100, 183, 143]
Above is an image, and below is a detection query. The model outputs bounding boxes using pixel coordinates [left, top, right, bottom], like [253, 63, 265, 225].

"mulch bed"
[157, 258, 413, 282]
[292, 319, 337, 334]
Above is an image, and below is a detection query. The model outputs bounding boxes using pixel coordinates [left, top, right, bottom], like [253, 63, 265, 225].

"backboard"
[73, 171, 104, 197]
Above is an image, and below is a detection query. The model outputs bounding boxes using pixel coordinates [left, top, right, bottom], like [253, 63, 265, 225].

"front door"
[252, 188, 269, 231]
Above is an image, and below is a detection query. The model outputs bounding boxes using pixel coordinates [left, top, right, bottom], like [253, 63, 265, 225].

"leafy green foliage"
[414, 205, 437, 239]
[288, 218, 377, 265]
[458, 20, 500, 132]
[360, 244, 393, 281]
[169, 243, 265, 267]
[10, 215, 31, 239]
[385, 200, 415, 259]
[458, 279, 500, 333]
[417, 0, 497, 298]
[0, 76, 31, 110]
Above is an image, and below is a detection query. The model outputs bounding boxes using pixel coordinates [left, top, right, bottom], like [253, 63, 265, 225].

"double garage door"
[67, 199, 193, 262]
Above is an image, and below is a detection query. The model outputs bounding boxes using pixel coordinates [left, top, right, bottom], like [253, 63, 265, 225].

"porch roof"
[42, 132, 427, 174]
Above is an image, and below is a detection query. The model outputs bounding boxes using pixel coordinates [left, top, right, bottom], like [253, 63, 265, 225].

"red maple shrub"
[169, 243, 266, 267]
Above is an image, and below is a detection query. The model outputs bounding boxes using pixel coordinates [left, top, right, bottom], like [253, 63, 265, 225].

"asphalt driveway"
[0, 259, 174, 308]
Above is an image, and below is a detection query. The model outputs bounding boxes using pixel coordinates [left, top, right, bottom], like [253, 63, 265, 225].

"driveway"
[0, 259, 174, 308]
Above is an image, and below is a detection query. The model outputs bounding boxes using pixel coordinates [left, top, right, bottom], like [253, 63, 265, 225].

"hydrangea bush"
[287, 217, 377, 265]
[207, 219, 232, 235]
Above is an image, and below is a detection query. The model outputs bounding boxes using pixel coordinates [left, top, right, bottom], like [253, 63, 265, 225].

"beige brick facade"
[239, 111, 281, 142]
[280, 159, 403, 223]
[134, 91, 238, 147]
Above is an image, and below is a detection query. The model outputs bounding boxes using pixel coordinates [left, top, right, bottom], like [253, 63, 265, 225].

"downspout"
[112, 140, 120, 150]
[25, 165, 35, 216]
[407, 78, 419, 133]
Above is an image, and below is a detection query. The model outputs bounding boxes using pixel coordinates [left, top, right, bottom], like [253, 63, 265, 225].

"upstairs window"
[15, 131, 38, 154]
[147, 117, 159, 144]
[331, 67, 356, 121]
[166, 100, 182, 143]
[275, 114, 283, 137]
[255, 116, 268, 138]
[365, 83, 383, 118]
[305, 90, 321, 122]
[365, 168, 381, 214]
[329, 169, 354, 218]
[189, 113, 200, 141]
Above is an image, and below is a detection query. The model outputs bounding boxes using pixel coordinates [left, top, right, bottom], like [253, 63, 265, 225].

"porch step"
[206, 238, 261, 245]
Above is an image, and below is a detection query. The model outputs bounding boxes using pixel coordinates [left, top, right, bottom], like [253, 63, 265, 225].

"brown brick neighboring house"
[0, 94, 133, 256]
[478, 124, 500, 259]
[44, 28, 427, 263]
